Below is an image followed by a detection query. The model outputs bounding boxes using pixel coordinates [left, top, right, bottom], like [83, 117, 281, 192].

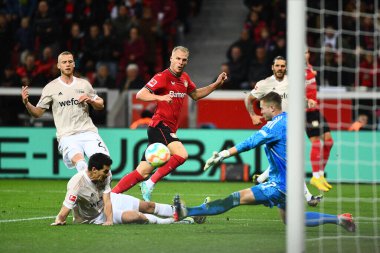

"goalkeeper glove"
[203, 150, 230, 171]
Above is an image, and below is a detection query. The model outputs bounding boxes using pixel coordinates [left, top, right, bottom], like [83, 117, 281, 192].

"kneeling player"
[51, 153, 196, 225]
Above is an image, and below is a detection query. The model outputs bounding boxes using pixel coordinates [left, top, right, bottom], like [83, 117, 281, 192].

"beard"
[92, 179, 107, 190]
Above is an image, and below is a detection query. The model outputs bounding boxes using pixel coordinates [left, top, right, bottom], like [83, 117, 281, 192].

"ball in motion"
[145, 143, 171, 167]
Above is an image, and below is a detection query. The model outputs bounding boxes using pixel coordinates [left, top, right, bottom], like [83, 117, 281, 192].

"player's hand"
[252, 174, 260, 185]
[307, 99, 317, 109]
[102, 221, 113, 226]
[21, 86, 29, 105]
[50, 220, 66, 226]
[216, 72, 228, 87]
[159, 94, 172, 104]
[203, 150, 230, 171]
[251, 115, 263, 125]
[78, 94, 93, 104]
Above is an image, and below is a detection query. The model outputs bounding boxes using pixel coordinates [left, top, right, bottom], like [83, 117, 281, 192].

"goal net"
[304, 1, 380, 252]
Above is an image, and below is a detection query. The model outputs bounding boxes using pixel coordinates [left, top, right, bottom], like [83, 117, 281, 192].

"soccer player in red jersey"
[112, 46, 227, 200]
[305, 49, 334, 192]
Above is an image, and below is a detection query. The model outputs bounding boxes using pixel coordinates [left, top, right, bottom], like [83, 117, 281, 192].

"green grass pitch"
[0, 179, 379, 253]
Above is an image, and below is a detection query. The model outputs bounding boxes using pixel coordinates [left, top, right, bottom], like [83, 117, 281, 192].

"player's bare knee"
[121, 211, 148, 224]
[136, 162, 153, 178]
[139, 201, 155, 213]
[71, 153, 85, 163]
[145, 202, 156, 213]
[239, 189, 255, 204]
[181, 153, 188, 160]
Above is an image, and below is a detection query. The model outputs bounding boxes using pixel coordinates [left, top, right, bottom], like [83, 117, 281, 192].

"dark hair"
[261, 92, 282, 110]
[88, 153, 113, 171]
[272, 55, 286, 65]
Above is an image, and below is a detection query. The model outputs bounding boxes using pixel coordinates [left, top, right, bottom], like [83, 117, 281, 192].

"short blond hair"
[172, 46, 189, 56]
[58, 51, 73, 62]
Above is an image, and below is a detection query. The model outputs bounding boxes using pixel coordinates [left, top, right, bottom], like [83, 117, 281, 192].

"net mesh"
[305, 1, 380, 252]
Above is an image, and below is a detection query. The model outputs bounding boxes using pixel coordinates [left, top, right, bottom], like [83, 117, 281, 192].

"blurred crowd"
[0, 0, 202, 91]
[1, 0, 379, 129]
[219, 0, 380, 90]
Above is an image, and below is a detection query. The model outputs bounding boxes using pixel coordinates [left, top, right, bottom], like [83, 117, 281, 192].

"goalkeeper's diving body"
[174, 92, 355, 232]
[245, 56, 321, 205]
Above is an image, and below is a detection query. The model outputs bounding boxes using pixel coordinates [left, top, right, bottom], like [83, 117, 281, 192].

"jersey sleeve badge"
[147, 78, 158, 87]
[68, 194, 77, 203]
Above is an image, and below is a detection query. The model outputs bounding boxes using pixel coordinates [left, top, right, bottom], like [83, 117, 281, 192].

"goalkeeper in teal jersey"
[174, 92, 355, 232]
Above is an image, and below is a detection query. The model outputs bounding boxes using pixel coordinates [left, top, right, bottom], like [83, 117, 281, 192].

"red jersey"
[145, 69, 196, 132]
[305, 64, 319, 112]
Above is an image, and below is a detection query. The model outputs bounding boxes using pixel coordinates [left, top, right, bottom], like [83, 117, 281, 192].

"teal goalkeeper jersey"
[235, 112, 287, 193]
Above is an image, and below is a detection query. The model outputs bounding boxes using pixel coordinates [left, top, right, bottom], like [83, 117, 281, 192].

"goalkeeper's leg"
[305, 212, 355, 232]
[186, 192, 241, 216]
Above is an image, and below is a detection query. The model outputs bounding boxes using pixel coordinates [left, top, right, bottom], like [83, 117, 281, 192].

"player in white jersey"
[21, 51, 109, 172]
[51, 153, 195, 225]
[244, 56, 321, 207]
[244, 56, 288, 126]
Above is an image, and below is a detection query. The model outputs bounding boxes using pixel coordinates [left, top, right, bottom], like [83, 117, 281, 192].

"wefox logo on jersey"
[280, 92, 288, 99]
[58, 98, 80, 107]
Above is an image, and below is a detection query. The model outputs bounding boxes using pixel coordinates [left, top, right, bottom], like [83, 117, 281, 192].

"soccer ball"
[145, 143, 171, 167]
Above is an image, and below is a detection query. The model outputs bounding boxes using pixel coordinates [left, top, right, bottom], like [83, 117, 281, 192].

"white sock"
[144, 214, 174, 224]
[145, 179, 155, 189]
[75, 160, 87, 172]
[257, 168, 269, 183]
[304, 182, 312, 201]
[319, 170, 324, 177]
[154, 203, 174, 217]
[312, 172, 320, 178]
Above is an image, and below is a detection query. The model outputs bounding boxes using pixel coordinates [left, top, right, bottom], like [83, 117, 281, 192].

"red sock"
[112, 170, 144, 193]
[322, 138, 334, 169]
[150, 154, 186, 183]
[310, 139, 322, 173]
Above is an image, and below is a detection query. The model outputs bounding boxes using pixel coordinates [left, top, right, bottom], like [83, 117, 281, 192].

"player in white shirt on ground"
[51, 153, 193, 225]
[244, 56, 321, 206]
[21, 51, 109, 172]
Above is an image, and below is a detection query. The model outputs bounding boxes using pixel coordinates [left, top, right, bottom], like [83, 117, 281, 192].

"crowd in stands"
[0, 0, 202, 90]
[219, 0, 286, 90]
[220, 0, 380, 91]
[1, 0, 379, 129]
[0, 0, 202, 126]
[307, 0, 379, 90]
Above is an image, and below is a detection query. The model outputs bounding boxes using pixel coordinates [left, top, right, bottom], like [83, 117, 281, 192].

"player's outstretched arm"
[204, 147, 238, 171]
[21, 86, 46, 118]
[189, 72, 227, 101]
[136, 87, 172, 103]
[51, 205, 71, 226]
[244, 93, 262, 125]
[102, 192, 113, 226]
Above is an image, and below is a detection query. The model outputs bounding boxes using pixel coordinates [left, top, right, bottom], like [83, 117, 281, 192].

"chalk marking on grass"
[0, 216, 56, 223]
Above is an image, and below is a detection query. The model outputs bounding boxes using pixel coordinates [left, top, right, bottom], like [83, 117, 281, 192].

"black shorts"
[305, 110, 331, 138]
[141, 122, 180, 161]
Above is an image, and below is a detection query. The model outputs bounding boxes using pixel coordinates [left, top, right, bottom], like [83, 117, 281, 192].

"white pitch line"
[0, 216, 56, 223]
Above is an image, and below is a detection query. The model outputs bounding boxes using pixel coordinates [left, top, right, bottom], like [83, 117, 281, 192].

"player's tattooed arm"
[244, 94, 262, 125]
[21, 86, 46, 118]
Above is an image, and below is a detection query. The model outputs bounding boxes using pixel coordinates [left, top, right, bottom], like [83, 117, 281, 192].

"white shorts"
[58, 131, 110, 169]
[110, 192, 140, 224]
[74, 193, 140, 225]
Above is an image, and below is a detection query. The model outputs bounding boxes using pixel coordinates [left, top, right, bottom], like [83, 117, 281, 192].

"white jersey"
[63, 171, 111, 224]
[250, 75, 289, 112]
[36, 76, 99, 141]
